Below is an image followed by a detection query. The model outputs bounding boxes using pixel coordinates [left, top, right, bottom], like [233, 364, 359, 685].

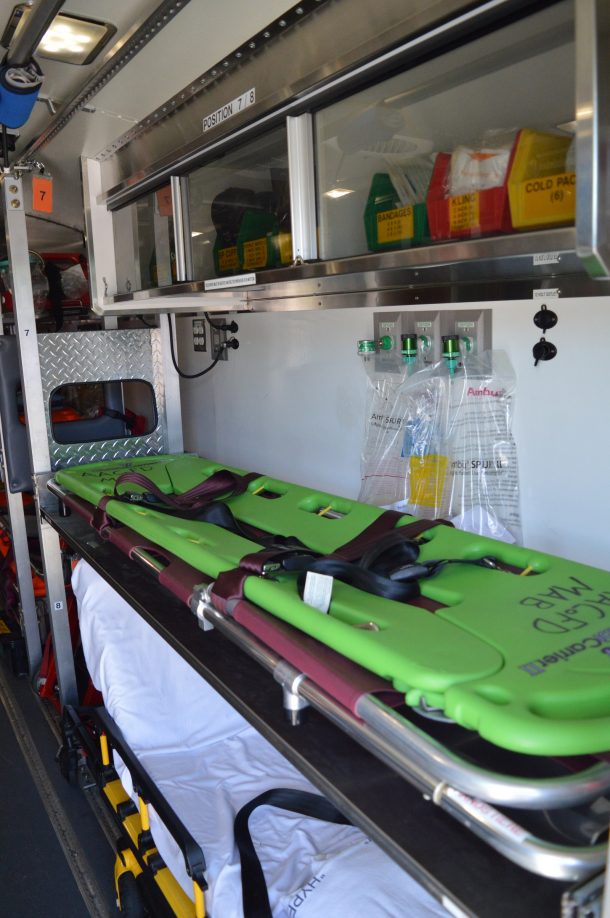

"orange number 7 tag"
[32, 175, 53, 213]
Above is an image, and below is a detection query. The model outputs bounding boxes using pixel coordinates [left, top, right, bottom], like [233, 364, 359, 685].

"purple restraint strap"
[93, 468, 261, 531]
[232, 598, 403, 716]
[63, 491, 204, 605]
[113, 468, 259, 510]
[64, 490, 403, 713]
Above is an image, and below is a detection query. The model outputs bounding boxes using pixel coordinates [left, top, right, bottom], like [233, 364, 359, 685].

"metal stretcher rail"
[191, 583, 607, 883]
[354, 695, 610, 811]
[44, 487, 610, 883]
[119, 537, 610, 814]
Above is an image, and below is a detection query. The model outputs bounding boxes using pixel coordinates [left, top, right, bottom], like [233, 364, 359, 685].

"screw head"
[10, 199, 20, 208]
[8, 184, 18, 193]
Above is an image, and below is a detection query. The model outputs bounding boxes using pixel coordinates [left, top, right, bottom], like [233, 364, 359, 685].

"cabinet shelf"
[101, 226, 610, 316]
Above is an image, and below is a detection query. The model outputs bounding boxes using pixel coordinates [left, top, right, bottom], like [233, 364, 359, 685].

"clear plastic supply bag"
[448, 130, 516, 196]
[359, 351, 521, 542]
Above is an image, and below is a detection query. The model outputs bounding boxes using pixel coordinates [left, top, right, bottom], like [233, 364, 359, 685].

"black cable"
[167, 314, 223, 379]
[2, 125, 9, 167]
[24, 213, 85, 245]
[204, 311, 238, 333]
[138, 314, 156, 328]
[204, 311, 223, 329]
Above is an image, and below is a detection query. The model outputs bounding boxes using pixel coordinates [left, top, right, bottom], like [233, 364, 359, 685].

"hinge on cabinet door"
[561, 871, 605, 918]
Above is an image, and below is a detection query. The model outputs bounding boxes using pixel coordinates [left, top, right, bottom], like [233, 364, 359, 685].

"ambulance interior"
[0, 1, 609, 917]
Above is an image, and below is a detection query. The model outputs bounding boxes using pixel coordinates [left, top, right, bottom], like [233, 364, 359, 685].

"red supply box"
[426, 144, 517, 241]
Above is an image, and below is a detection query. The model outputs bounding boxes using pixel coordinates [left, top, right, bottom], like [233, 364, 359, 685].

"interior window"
[49, 380, 157, 444]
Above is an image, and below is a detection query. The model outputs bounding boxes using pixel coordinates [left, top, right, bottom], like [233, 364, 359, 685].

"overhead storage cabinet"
[101, 0, 609, 311]
[315, 1, 574, 257]
[188, 128, 291, 279]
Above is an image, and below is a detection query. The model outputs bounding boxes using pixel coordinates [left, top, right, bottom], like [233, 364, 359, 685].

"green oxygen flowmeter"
[442, 334, 461, 376]
[401, 333, 418, 365]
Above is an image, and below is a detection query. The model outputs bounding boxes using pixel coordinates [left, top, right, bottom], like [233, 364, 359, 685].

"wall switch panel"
[210, 323, 229, 361]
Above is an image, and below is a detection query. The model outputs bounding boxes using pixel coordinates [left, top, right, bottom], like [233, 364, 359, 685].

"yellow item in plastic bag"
[409, 453, 449, 510]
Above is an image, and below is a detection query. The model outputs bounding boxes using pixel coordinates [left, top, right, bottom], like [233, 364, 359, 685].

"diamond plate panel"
[38, 329, 168, 469]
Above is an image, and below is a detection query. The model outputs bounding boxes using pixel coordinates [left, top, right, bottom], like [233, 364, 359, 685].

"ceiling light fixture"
[324, 187, 354, 199]
[2, 6, 116, 65]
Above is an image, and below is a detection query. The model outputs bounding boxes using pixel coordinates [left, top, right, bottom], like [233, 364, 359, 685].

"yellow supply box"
[508, 129, 575, 229]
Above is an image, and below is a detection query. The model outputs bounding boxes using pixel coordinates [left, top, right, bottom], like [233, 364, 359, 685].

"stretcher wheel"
[116, 871, 146, 917]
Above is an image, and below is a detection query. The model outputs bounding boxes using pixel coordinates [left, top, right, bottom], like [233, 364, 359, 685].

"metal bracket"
[561, 871, 605, 917]
[273, 661, 309, 725]
[190, 584, 215, 632]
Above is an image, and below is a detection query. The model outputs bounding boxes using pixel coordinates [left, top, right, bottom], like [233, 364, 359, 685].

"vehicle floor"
[0, 648, 118, 917]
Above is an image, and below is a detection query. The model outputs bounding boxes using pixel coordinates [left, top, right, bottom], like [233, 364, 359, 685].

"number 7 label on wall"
[32, 175, 53, 213]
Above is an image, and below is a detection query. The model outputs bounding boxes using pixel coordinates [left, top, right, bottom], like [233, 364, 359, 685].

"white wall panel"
[177, 297, 610, 570]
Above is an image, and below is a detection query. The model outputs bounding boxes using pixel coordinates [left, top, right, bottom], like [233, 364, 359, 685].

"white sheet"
[73, 560, 447, 918]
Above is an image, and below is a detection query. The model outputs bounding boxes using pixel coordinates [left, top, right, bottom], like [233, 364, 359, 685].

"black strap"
[195, 501, 309, 554]
[116, 471, 505, 605]
[235, 789, 352, 918]
[286, 553, 425, 602]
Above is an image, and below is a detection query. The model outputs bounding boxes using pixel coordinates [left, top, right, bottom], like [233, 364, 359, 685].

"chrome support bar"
[171, 175, 193, 283]
[355, 694, 610, 810]
[193, 591, 607, 882]
[287, 114, 317, 262]
[46, 478, 66, 501]
[130, 546, 166, 577]
[158, 315, 184, 455]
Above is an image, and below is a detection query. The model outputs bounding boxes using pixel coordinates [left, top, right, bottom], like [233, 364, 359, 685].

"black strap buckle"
[261, 549, 317, 576]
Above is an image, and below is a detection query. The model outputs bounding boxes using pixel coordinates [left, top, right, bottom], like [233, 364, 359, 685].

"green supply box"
[237, 210, 280, 272]
[213, 237, 241, 276]
[364, 172, 428, 252]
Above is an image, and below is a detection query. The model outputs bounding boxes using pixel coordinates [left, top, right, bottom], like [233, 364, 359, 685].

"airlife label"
[202, 88, 256, 132]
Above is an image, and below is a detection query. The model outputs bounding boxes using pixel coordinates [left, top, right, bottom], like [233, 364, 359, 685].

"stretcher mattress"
[73, 560, 447, 917]
[58, 454, 610, 757]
